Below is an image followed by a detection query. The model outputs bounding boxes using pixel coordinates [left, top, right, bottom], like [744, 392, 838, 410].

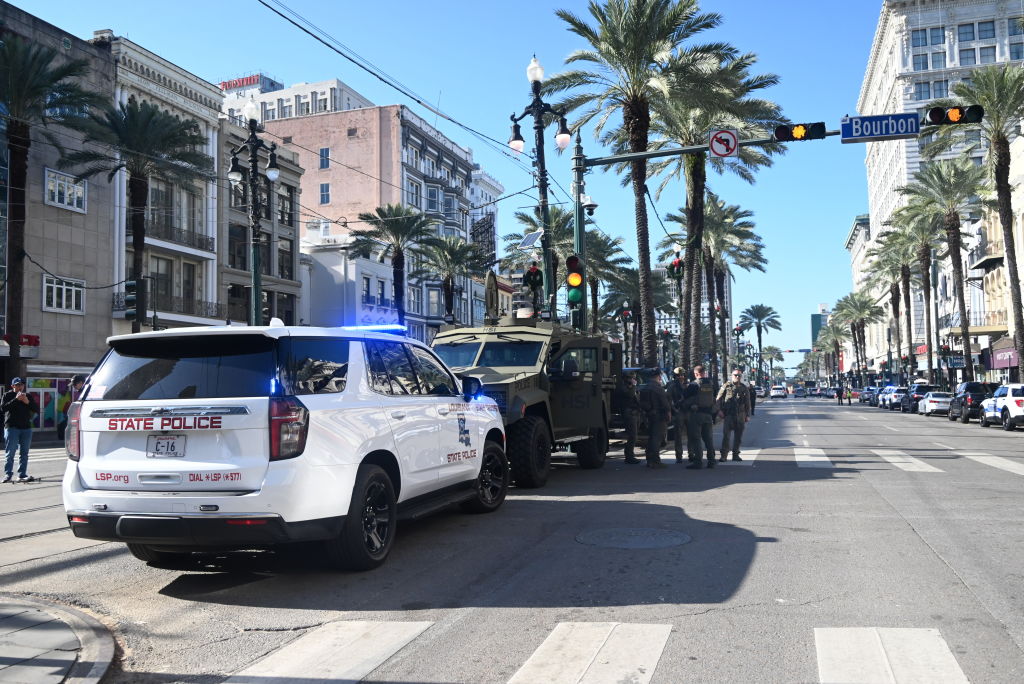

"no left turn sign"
[709, 129, 739, 158]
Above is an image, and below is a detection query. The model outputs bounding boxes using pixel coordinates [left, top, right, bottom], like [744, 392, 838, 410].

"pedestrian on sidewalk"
[682, 365, 717, 469]
[3, 378, 39, 483]
[614, 374, 642, 464]
[836, 384, 844, 406]
[642, 372, 671, 469]
[717, 370, 751, 461]
[846, 387, 852, 406]
[667, 367, 689, 463]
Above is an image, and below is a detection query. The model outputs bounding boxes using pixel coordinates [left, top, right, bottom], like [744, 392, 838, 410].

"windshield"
[433, 342, 482, 369]
[478, 341, 543, 367]
[88, 335, 278, 400]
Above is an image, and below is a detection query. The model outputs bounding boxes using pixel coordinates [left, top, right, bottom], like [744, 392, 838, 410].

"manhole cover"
[575, 528, 691, 549]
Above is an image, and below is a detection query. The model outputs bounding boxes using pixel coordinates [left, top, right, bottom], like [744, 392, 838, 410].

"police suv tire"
[126, 543, 190, 567]
[507, 415, 551, 488]
[326, 464, 397, 571]
[960, 409, 970, 424]
[1003, 409, 1016, 432]
[461, 440, 509, 513]
[948, 410, 956, 421]
[574, 427, 607, 470]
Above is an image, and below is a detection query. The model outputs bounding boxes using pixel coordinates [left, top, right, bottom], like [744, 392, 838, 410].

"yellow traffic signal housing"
[565, 255, 584, 307]
[926, 104, 984, 125]
[774, 122, 826, 142]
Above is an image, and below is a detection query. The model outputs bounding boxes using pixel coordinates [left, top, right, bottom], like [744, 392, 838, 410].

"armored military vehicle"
[432, 311, 621, 488]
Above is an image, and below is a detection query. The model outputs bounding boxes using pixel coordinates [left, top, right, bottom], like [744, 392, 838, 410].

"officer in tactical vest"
[641, 373, 671, 469]
[716, 369, 751, 461]
[667, 367, 689, 463]
[614, 374, 642, 464]
[681, 364, 717, 469]
[523, 261, 544, 312]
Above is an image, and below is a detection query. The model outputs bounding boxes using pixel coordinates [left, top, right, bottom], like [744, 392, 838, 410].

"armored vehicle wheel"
[574, 427, 608, 469]
[507, 415, 551, 488]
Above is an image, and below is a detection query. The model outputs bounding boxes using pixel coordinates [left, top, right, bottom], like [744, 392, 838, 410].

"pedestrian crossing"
[224, 619, 970, 683]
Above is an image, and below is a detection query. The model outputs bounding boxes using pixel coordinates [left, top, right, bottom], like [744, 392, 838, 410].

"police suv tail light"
[66, 402, 83, 462]
[1015, 399, 1023, 409]
[269, 397, 308, 461]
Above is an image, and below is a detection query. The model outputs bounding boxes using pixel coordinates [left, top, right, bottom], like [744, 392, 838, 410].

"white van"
[63, 324, 507, 570]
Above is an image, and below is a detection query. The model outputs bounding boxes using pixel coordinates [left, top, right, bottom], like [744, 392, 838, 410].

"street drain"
[575, 528, 691, 549]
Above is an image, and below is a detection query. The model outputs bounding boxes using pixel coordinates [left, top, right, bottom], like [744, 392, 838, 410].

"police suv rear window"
[88, 335, 277, 400]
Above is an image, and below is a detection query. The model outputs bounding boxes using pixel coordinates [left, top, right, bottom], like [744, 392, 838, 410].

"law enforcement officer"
[681, 365, 717, 469]
[523, 261, 544, 312]
[716, 370, 751, 461]
[642, 373, 671, 469]
[667, 367, 688, 463]
[614, 374, 642, 464]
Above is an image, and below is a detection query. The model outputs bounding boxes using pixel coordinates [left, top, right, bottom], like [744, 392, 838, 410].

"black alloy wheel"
[361, 481, 393, 555]
[462, 440, 509, 513]
[1003, 409, 1016, 432]
[960, 408, 970, 424]
[326, 464, 397, 571]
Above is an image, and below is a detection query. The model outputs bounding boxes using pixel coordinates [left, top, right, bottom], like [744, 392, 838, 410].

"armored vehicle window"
[553, 348, 597, 374]
[283, 338, 349, 394]
[433, 341, 481, 368]
[478, 341, 543, 367]
[90, 335, 277, 400]
[367, 341, 422, 395]
[407, 345, 458, 396]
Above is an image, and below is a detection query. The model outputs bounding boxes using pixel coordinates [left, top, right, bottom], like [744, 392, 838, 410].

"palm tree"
[601, 267, 677, 365]
[816, 324, 849, 386]
[869, 228, 922, 381]
[350, 204, 437, 326]
[896, 157, 989, 381]
[1, 36, 103, 375]
[499, 205, 575, 301]
[833, 290, 885, 388]
[60, 100, 212, 333]
[411, 237, 492, 322]
[923, 63, 1024, 379]
[761, 345, 784, 386]
[863, 239, 906, 382]
[584, 231, 631, 333]
[545, 0, 734, 367]
[738, 304, 781, 386]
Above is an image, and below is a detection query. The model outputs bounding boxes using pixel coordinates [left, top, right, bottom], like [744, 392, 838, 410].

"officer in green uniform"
[642, 373, 671, 469]
[681, 364, 717, 469]
[716, 369, 751, 461]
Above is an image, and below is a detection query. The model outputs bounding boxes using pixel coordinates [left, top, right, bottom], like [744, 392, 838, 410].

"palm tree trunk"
[5, 122, 30, 378]
[683, 154, 707, 368]
[756, 325, 764, 386]
[890, 282, 902, 383]
[623, 105, 656, 368]
[918, 248, 934, 384]
[945, 214, 974, 382]
[689, 255, 703, 367]
[442, 275, 454, 318]
[901, 265, 914, 379]
[128, 175, 149, 334]
[992, 135, 1024, 380]
[393, 248, 406, 326]
[588, 276, 599, 333]
[704, 250, 718, 383]
[715, 269, 729, 378]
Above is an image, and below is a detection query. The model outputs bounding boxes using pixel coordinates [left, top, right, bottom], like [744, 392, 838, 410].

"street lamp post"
[508, 57, 571, 317]
[229, 98, 280, 326]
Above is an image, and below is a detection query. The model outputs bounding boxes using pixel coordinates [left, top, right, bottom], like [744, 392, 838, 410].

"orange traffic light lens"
[792, 124, 807, 140]
[567, 273, 583, 287]
[947, 107, 963, 123]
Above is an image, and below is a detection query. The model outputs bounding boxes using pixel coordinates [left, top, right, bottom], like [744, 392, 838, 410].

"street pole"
[571, 132, 587, 330]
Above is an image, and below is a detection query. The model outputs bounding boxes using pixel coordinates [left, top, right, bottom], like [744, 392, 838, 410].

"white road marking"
[223, 620, 433, 684]
[802, 438, 810, 447]
[815, 627, 968, 684]
[959, 452, 1024, 477]
[933, 442, 954, 450]
[719, 449, 759, 466]
[882, 425, 900, 432]
[794, 448, 833, 468]
[508, 622, 671, 684]
[871, 450, 944, 473]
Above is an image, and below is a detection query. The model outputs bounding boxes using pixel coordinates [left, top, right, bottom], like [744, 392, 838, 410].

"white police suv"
[63, 323, 507, 570]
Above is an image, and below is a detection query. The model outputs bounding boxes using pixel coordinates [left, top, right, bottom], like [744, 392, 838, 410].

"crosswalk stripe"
[223, 620, 432, 684]
[508, 622, 671, 684]
[871, 450, 944, 473]
[794, 448, 832, 468]
[815, 627, 968, 684]
[719, 449, 758, 466]
[959, 453, 1024, 477]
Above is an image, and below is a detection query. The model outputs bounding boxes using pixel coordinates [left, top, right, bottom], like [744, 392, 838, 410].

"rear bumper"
[66, 511, 345, 548]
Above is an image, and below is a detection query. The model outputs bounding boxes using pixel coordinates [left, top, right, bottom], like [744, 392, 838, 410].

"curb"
[0, 593, 115, 684]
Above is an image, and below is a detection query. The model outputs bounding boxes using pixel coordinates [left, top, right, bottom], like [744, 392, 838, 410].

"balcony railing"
[967, 235, 1004, 271]
[938, 309, 1008, 329]
[113, 292, 225, 319]
[129, 224, 215, 252]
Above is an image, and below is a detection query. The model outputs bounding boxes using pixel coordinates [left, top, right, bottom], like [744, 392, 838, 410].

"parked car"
[887, 387, 909, 410]
[876, 386, 894, 408]
[901, 383, 937, 413]
[808, 388, 821, 398]
[860, 387, 877, 404]
[770, 385, 787, 399]
[948, 381, 1000, 423]
[794, 387, 807, 398]
[824, 387, 837, 399]
[918, 391, 952, 416]
[979, 383, 1024, 430]
[754, 386, 766, 398]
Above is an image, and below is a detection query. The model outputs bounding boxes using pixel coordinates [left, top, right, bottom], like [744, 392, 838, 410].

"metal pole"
[572, 132, 587, 330]
[246, 119, 263, 327]
[530, 83, 555, 313]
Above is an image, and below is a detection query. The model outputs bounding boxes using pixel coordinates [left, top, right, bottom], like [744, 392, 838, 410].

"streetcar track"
[0, 527, 68, 543]
[0, 503, 63, 517]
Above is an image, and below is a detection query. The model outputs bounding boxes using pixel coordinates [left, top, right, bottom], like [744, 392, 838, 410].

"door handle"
[438, 407, 450, 416]
[391, 411, 406, 420]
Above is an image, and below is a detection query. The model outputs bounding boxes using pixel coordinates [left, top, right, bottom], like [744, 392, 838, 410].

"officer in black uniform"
[614, 374, 642, 464]
[523, 261, 544, 312]
[643, 373, 671, 469]
[681, 364, 717, 469]
[667, 367, 688, 463]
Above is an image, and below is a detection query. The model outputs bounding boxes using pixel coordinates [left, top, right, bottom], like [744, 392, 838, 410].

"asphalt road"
[2, 398, 1023, 683]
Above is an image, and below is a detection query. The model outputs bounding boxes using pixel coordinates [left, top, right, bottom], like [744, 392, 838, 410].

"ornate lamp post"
[508, 57, 571, 317]
[228, 98, 280, 326]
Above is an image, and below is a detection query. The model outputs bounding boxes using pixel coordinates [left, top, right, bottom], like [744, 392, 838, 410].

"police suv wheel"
[980, 413, 989, 427]
[462, 440, 509, 513]
[1003, 409, 1016, 432]
[960, 409, 970, 424]
[507, 415, 551, 488]
[327, 464, 397, 571]
[126, 543, 191, 568]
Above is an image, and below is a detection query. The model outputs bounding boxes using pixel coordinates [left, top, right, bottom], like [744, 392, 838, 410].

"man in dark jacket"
[614, 374, 642, 464]
[3, 378, 39, 483]
[681, 365, 717, 469]
[642, 373, 671, 469]
[667, 367, 688, 463]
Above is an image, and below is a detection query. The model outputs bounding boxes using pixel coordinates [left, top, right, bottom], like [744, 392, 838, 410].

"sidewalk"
[0, 595, 114, 683]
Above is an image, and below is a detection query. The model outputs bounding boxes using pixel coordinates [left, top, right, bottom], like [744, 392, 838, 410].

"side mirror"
[461, 376, 482, 401]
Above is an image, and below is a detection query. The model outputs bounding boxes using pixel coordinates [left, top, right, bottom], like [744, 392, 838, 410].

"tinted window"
[553, 348, 597, 374]
[408, 345, 457, 396]
[284, 338, 349, 395]
[478, 341, 543, 367]
[994, 387, 1007, 398]
[89, 335, 277, 400]
[370, 341, 421, 395]
[364, 342, 396, 394]
[433, 341, 481, 368]
[1012, 387, 1024, 397]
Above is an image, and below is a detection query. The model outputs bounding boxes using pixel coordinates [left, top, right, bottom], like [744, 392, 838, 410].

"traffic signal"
[124, 279, 144, 321]
[774, 122, 826, 142]
[926, 104, 983, 125]
[565, 254, 584, 308]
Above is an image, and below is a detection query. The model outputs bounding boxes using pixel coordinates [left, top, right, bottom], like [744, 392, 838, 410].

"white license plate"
[147, 434, 186, 458]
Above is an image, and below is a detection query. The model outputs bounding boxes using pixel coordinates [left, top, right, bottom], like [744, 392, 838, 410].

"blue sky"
[16, 0, 883, 368]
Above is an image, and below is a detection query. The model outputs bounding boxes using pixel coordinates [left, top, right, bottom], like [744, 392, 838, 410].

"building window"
[443, 193, 456, 221]
[1011, 18, 1024, 37]
[933, 80, 948, 98]
[913, 82, 931, 101]
[278, 238, 293, 280]
[405, 179, 422, 208]
[278, 185, 295, 226]
[230, 173, 247, 209]
[317, 97, 328, 112]
[44, 169, 86, 213]
[913, 54, 928, 71]
[347, 128, 357, 137]
[426, 186, 440, 212]
[319, 183, 330, 204]
[912, 29, 928, 47]
[265, 108, 276, 121]
[960, 48, 976, 66]
[1012, 42, 1024, 60]
[407, 286, 422, 314]
[259, 232, 271, 276]
[931, 27, 944, 45]
[377, 280, 387, 307]
[182, 262, 196, 302]
[958, 23, 975, 42]
[298, 99, 310, 115]
[275, 292, 296, 325]
[931, 52, 946, 69]
[280, 104, 293, 118]
[427, 288, 442, 317]
[980, 46, 996, 64]
[229, 224, 248, 270]
[319, 147, 330, 169]
[150, 256, 173, 305]
[978, 21, 995, 40]
[42, 275, 84, 314]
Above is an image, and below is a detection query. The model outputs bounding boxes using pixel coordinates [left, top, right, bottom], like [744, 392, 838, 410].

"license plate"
[147, 435, 186, 458]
